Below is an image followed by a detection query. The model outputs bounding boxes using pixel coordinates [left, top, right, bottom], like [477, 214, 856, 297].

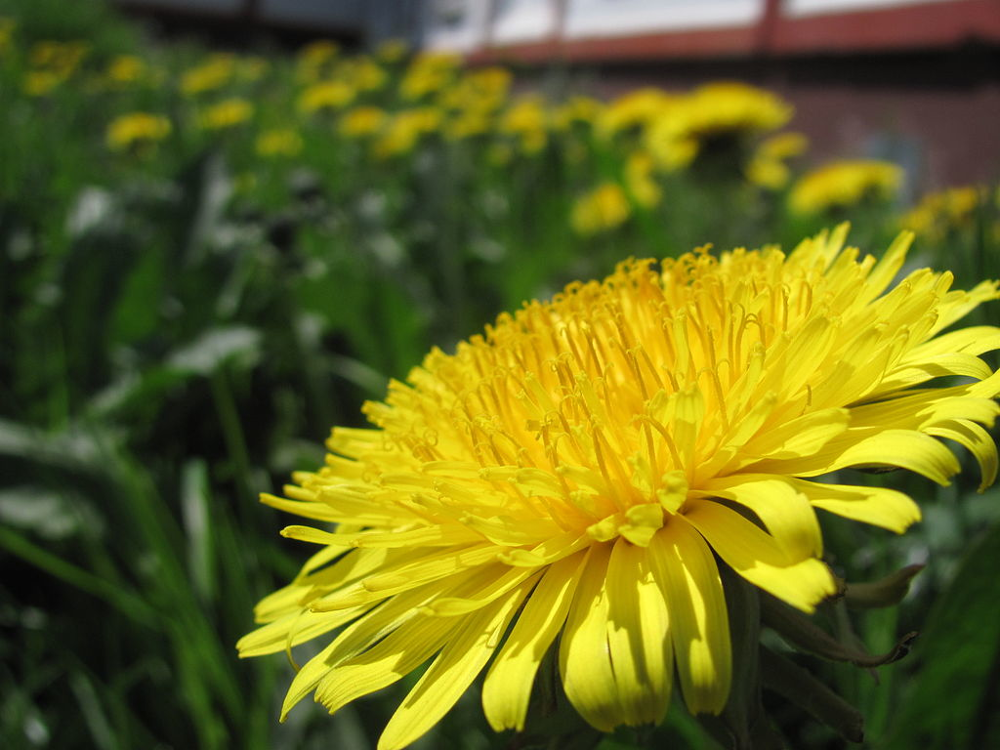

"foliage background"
[1, 1, 998, 748]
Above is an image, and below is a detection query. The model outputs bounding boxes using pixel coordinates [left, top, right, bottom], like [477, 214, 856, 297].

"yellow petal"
[791, 478, 921, 533]
[927, 420, 998, 491]
[604, 538, 671, 726]
[559, 543, 620, 731]
[683, 499, 835, 612]
[698, 474, 823, 559]
[377, 580, 532, 750]
[648, 519, 731, 714]
[750, 429, 961, 486]
[482, 552, 586, 731]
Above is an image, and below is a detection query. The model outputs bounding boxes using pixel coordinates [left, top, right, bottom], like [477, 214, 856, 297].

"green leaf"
[883, 519, 1000, 749]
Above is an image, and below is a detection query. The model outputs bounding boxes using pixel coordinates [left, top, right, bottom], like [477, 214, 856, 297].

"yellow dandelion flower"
[339, 56, 388, 92]
[106, 112, 172, 151]
[571, 183, 632, 235]
[181, 54, 236, 95]
[199, 98, 254, 131]
[438, 67, 512, 112]
[746, 132, 809, 190]
[901, 185, 987, 239]
[298, 80, 356, 114]
[29, 40, 88, 76]
[106, 54, 146, 84]
[790, 160, 902, 215]
[624, 150, 662, 209]
[551, 96, 604, 132]
[646, 82, 792, 170]
[23, 69, 63, 97]
[339, 106, 387, 138]
[240, 225, 1000, 749]
[400, 51, 460, 100]
[256, 128, 303, 158]
[598, 88, 675, 138]
[298, 40, 339, 70]
[372, 107, 443, 158]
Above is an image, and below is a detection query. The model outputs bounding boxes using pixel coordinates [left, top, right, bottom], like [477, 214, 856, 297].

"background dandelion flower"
[240, 225, 1000, 749]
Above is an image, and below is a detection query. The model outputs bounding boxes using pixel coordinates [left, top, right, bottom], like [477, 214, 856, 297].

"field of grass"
[1, 1, 999, 748]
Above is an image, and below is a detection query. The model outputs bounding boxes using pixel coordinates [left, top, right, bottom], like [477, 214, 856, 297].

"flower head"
[255, 128, 303, 158]
[746, 132, 809, 190]
[646, 82, 792, 170]
[790, 159, 902, 214]
[571, 183, 632, 236]
[298, 80, 356, 114]
[181, 54, 235, 95]
[106, 112, 172, 151]
[241, 226, 1000, 749]
[198, 98, 254, 130]
[901, 185, 994, 239]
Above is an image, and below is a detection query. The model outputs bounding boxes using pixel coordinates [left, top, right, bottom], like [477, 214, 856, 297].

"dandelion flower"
[240, 226, 1000, 750]
[256, 128, 303, 158]
[298, 80, 356, 114]
[646, 82, 792, 170]
[106, 112, 172, 152]
[571, 183, 632, 236]
[791, 159, 902, 215]
[198, 98, 254, 131]
[901, 185, 993, 240]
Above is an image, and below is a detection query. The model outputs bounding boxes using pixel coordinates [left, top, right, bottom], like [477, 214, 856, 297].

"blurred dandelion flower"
[255, 128, 303, 158]
[598, 88, 675, 139]
[400, 52, 460, 100]
[624, 150, 662, 209]
[901, 185, 993, 239]
[499, 96, 549, 154]
[790, 159, 902, 215]
[105, 54, 146, 85]
[372, 108, 443, 158]
[298, 80, 356, 114]
[571, 183, 632, 236]
[646, 82, 792, 170]
[746, 132, 809, 190]
[106, 112, 171, 151]
[552, 96, 603, 132]
[241, 226, 1000, 749]
[198, 98, 253, 131]
[339, 106, 387, 139]
[180, 54, 235, 95]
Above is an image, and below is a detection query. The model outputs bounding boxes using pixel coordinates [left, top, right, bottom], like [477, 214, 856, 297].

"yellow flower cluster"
[790, 160, 902, 215]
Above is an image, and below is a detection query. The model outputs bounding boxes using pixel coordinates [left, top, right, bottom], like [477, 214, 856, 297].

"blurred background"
[1, 0, 998, 748]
